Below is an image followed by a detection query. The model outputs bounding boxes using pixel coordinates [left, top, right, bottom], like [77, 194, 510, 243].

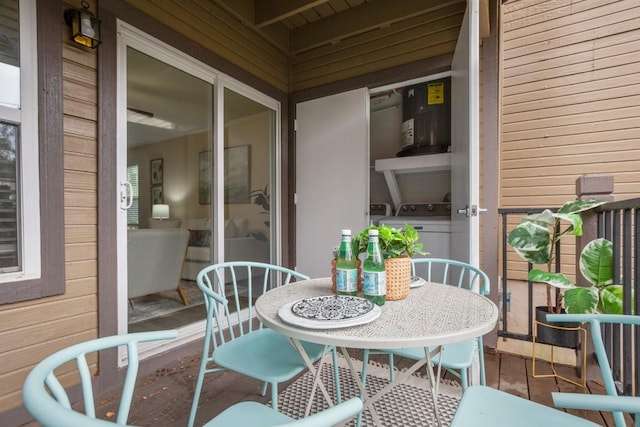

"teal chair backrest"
[547, 313, 640, 426]
[22, 330, 177, 427]
[196, 261, 310, 350]
[411, 257, 490, 295]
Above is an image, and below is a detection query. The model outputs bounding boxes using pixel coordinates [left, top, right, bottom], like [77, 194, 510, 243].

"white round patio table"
[255, 277, 498, 426]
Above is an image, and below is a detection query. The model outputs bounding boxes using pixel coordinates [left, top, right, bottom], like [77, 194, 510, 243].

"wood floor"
[90, 348, 624, 427]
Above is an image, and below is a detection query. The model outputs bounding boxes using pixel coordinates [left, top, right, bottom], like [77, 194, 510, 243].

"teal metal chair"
[188, 261, 341, 427]
[451, 314, 640, 427]
[204, 397, 363, 427]
[22, 330, 178, 426]
[361, 258, 490, 391]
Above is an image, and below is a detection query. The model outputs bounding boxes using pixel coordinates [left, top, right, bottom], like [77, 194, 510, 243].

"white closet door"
[295, 88, 369, 278]
[451, 0, 480, 266]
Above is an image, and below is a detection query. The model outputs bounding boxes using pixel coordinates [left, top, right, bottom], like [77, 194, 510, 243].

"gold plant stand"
[532, 320, 588, 388]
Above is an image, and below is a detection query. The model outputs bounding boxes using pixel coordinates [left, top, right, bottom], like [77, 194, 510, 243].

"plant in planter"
[508, 199, 623, 346]
[507, 199, 623, 314]
[353, 224, 427, 300]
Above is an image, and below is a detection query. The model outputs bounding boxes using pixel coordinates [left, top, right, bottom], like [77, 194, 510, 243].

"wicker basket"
[384, 256, 411, 300]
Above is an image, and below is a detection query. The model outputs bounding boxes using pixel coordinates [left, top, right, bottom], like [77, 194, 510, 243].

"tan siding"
[291, 2, 465, 92]
[0, 7, 99, 412]
[126, 0, 289, 92]
[500, 0, 640, 207]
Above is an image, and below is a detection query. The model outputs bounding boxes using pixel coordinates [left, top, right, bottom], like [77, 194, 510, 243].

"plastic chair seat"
[203, 398, 363, 427]
[451, 386, 599, 426]
[203, 401, 294, 427]
[390, 339, 475, 369]
[213, 328, 327, 383]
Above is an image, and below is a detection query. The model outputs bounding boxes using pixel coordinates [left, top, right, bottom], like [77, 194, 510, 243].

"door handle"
[457, 205, 487, 217]
[121, 181, 133, 209]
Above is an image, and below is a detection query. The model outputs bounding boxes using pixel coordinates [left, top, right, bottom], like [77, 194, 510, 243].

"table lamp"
[152, 204, 170, 219]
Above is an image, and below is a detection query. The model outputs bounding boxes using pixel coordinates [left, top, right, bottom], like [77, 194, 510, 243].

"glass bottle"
[363, 229, 386, 305]
[336, 229, 358, 296]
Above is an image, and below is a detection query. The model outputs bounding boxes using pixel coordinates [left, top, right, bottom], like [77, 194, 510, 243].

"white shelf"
[374, 152, 450, 174]
[373, 153, 451, 210]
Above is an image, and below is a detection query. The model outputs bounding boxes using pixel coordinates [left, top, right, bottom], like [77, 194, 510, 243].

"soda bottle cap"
[368, 229, 379, 236]
[341, 229, 352, 235]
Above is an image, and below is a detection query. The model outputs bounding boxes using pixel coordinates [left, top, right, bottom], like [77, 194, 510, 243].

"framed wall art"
[224, 145, 250, 204]
[150, 158, 163, 185]
[199, 151, 211, 204]
[151, 185, 164, 204]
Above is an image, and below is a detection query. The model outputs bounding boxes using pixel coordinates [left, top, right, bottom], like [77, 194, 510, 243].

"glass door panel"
[126, 47, 213, 332]
[223, 88, 275, 300]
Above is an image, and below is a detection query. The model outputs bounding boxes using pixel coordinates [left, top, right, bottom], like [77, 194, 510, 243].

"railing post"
[575, 174, 614, 286]
[574, 174, 614, 379]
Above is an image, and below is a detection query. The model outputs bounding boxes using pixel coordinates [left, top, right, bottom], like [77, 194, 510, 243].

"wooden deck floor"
[89, 348, 623, 426]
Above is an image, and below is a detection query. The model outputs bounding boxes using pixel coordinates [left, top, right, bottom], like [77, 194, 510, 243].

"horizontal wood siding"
[501, 0, 640, 207]
[291, 2, 465, 92]
[125, 0, 290, 92]
[0, 3, 99, 412]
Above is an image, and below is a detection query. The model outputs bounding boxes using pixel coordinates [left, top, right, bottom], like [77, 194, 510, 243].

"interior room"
[125, 48, 274, 332]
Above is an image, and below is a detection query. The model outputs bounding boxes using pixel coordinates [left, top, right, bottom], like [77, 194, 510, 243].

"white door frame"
[116, 21, 281, 362]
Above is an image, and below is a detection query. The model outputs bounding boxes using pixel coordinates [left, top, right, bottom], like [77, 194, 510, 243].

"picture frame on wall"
[225, 145, 250, 204]
[150, 158, 163, 185]
[151, 185, 164, 204]
[199, 151, 210, 205]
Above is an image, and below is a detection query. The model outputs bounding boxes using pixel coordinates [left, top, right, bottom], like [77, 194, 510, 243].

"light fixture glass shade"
[65, 1, 101, 49]
[152, 204, 170, 219]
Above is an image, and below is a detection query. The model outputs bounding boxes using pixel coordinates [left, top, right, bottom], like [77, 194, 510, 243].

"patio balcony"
[87, 347, 622, 426]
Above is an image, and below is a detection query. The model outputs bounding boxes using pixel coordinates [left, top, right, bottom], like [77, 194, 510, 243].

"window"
[0, 0, 64, 304]
[127, 165, 139, 227]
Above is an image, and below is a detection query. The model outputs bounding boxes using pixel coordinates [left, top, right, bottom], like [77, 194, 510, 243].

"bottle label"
[363, 271, 386, 296]
[336, 268, 358, 293]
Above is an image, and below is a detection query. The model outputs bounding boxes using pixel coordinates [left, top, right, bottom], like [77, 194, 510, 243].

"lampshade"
[64, 1, 102, 49]
[152, 204, 170, 219]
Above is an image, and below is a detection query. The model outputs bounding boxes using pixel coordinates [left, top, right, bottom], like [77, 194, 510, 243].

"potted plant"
[353, 223, 427, 300]
[507, 199, 623, 346]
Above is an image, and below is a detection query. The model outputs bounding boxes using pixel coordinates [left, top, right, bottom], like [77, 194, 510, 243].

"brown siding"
[0, 1, 98, 414]
[291, 2, 465, 92]
[501, 0, 640, 208]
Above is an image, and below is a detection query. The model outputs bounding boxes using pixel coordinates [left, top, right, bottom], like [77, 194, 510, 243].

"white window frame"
[0, 0, 41, 282]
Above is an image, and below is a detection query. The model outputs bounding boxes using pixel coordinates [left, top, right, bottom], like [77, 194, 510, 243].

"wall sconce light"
[64, 1, 102, 49]
[152, 204, 170, 220]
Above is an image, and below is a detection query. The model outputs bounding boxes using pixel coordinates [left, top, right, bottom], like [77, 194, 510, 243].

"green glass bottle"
[336, 229, 358, 296]
[363, 229, 386, 305]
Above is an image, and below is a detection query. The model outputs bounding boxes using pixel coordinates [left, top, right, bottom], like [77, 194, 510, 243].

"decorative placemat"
[291, 295, 375, 320]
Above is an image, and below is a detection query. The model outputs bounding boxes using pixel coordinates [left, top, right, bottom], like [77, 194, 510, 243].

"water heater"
[398, 77, 451, 157]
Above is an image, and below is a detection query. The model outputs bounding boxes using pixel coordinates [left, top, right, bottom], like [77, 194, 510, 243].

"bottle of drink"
[336, 229, 358, 296]
[363, 229, 386, 305]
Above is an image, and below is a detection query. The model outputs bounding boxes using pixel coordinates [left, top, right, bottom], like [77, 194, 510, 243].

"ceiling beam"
[289, 0, 463, 54]
[255, 0, 330, 28]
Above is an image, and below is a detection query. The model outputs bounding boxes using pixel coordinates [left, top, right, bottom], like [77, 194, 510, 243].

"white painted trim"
[115, 21, 282, 363]
[0, 0, 40, 282]
[368, 71, 452, 95]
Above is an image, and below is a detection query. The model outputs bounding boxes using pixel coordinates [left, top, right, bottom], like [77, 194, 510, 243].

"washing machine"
[369, 203, 393, 226]
[379, 202, 452, 278]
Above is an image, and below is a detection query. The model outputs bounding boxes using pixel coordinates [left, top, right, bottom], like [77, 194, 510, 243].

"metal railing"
[498, 198, 640, 395]
[595, 198, 640, 395]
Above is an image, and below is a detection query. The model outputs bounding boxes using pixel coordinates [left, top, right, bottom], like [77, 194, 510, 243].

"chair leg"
[331, 347, 342, 403]
[478, 338, 486, 386]
[460, 367, 468, 392]
[361, 349, 371, 386]
[187, 355, 209, 427]
[388, 353, 395, 382]
[261, 381, 268, 397]
[270, 382, 278, 410]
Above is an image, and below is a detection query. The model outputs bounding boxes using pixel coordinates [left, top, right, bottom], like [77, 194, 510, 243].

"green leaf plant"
[353, 224, 427, 259]
[508, 199, 623, 314]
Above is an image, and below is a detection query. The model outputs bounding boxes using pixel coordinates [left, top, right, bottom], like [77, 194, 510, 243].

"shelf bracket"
[382, 170, 402, 211]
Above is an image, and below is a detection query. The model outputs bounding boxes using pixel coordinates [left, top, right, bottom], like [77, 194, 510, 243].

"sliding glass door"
[117, 23, 280, 353]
